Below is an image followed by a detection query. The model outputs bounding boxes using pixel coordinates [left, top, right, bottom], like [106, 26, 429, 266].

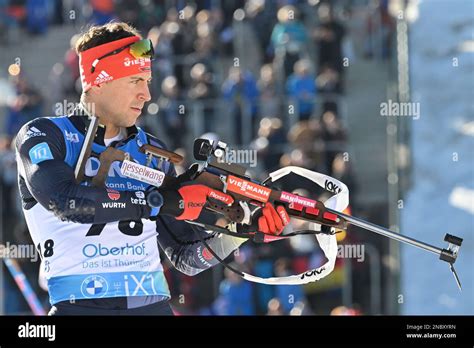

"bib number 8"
[37, 239, 55, 258]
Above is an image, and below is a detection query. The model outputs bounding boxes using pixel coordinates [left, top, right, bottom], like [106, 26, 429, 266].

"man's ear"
[88, 83, 107, 97]
[93, 79, 115, 93]
[90, 84, 102, 92]
[87, 85, 97, 95]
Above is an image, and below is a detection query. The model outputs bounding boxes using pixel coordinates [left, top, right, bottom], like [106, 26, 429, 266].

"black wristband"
[157, 188, 184, 217]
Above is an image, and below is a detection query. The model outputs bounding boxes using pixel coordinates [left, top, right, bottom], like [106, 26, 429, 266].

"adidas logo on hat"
[95, 70, 113, 84]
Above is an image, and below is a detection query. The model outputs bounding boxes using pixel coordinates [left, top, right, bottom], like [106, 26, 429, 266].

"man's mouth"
[131, 107, 142, 113]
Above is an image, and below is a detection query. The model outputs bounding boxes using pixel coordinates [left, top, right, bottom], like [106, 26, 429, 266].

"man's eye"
[131, 80, 139, 84]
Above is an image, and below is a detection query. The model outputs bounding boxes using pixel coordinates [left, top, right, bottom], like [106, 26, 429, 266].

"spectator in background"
[192, 9, 221, 71]
[222, 67, 259, 144]
[316, 63, 342, 114]
[364, 0, 394, 60]
[63, 34, 81, 90]
[188, 63, 216, 132]
[253, 245, 276, 314]
[147, 25, 173, 95]
[313, 3, 346, 76]
[331, 152, 358, 203]
[195, 8, 222, 59]
[257, 64, 280, 120]
[47, 34, 81, 114]
[251, 117, 287, 173]
[115, 0, 141, 28]
[270, 5, 309, 81]
[286, 59, 317, 121]
[251, 238, 295, 314]
[157, 76, 186, 150]
[316, 63, 342, 95]
[51, 0, 66, 25]
[115, 0, 166, 33]
[267, 298, 285, 315]
[215, 264, 255, 315]
[217, 0, 245, 57]
[0, 0, 21, 44]
[0, 136, 18, 234]
[274, 258, 305, 314]
[167, 6, 197, 89]
[286, 120, 326, 173]
[26, 0, 49, 35]
[185, 35, 215, 84]
[245, 0, 278, 63]
[89, 0, 116, 25]
[6, 76, 43, 137]
[319, 110, 347, 172]
[0, 136, 44, 313]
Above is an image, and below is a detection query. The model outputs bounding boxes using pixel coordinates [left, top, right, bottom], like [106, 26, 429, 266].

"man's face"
[91, 72, 152, 127]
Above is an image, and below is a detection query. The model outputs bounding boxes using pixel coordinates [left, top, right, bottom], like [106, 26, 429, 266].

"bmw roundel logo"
[81, 275, 109, 298]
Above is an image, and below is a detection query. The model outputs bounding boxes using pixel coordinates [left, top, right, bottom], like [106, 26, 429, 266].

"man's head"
[76, 22, 152, 128]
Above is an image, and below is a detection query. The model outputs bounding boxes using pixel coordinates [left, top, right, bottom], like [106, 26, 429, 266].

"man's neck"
[80, 98, 121, 139]
[103, 124, 121, 139]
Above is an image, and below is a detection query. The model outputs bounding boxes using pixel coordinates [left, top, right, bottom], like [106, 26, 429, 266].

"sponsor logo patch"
[279, 191, 316, 208]
[28, 142, 53, 164]
[300, 267, 326, 280]
[121, 160, 166, 187]
[81, 275, 109, 298]
[123, 57, 151, 67]
[208, 190, 233, 205]
[65, 130, 80, 143]
[25, 126, 46, 141]
[106, 189, 120, 201]
[102, 202, 126, 208]
[226, 175, 271, 202]
[277, 207, 290, 225]
[324, 179, 342, 194]
[131, 191, 147, 205]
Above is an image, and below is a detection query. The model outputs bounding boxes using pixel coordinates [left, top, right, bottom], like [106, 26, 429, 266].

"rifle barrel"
[333, 209, 442, 256]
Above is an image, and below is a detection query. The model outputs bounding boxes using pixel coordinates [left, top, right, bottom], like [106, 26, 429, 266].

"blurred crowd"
[0, 0, 395, 315]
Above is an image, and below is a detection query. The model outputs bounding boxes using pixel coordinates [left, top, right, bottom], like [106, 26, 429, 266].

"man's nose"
[139, 84, 151, 102]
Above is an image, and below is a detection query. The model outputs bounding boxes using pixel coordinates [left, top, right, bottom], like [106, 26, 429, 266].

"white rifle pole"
[74, 104, 100, 183]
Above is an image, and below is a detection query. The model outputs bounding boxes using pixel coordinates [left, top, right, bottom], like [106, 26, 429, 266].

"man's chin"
[124, 115, 140, 127]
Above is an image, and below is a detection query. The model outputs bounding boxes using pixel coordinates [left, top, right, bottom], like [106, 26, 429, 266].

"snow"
[401, 0, 474, 314]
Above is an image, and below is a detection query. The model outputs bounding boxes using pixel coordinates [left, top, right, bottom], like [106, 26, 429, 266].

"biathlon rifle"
[126, 138, 463, 290]
[77, 127, 463, 289]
